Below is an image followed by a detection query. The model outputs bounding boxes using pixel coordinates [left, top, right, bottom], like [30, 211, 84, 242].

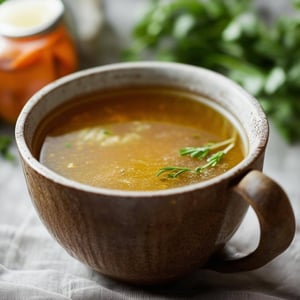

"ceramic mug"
[15, 62, 295, 284]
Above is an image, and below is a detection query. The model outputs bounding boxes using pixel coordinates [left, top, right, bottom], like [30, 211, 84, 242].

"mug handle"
[208, 170, 295, 272]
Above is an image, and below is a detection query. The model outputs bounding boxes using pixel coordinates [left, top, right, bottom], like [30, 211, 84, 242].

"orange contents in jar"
[0, 0, 78, 123]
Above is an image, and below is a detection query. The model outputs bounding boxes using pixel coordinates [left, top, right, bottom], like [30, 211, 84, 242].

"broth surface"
[38, 87, 245, 191]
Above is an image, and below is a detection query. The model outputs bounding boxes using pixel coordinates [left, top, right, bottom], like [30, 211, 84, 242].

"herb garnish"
[0, 135, 14, 161]
[157, 138, 234, 178]
[125, 0, 300, 143]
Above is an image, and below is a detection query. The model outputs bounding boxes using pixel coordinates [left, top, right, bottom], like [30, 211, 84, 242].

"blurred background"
[1, 0, 299, 141]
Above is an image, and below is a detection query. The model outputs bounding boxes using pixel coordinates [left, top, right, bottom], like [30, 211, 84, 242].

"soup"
[37, 87, 245, 191]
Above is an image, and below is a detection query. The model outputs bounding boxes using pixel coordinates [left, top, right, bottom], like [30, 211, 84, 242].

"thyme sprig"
[157, 138, 235, 179]
[179, 138, 234, 160]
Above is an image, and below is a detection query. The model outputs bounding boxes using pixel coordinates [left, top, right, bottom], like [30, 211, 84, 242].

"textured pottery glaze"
[15, 62, 295, 284]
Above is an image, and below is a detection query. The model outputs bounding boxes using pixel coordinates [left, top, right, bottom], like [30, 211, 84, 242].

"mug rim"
[15, 61, 269, 198]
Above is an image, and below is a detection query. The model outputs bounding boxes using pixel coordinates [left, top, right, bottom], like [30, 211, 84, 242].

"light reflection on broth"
[38, 87, 245, 191]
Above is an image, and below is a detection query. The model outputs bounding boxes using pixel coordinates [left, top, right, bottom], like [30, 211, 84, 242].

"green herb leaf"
[179, 146, 210, 160]
[156, 166, 192, 178]
[195, 151, 225, 173]
[0, 136, 14, 161]
[157, 138, 235, 179]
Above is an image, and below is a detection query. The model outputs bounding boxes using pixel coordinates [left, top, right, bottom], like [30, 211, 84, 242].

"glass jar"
[0, 0, 78, 123]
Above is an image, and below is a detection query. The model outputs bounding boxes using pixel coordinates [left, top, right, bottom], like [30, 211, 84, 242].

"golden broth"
[37, 87, 245, 191]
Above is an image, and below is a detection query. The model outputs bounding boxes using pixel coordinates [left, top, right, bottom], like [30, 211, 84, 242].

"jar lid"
[0, 0, 64, 37]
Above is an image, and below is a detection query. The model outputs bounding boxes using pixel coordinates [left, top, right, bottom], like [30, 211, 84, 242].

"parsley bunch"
[125, 0, 300, 143]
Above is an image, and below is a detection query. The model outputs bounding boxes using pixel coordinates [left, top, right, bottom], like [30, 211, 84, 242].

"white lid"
[0, 0, 64, 37]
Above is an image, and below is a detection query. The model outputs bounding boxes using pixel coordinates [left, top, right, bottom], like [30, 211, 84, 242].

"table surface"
[0, 1, 299, 299]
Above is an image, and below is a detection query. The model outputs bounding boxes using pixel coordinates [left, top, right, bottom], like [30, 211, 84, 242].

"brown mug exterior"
[16, 62, 295, 284]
